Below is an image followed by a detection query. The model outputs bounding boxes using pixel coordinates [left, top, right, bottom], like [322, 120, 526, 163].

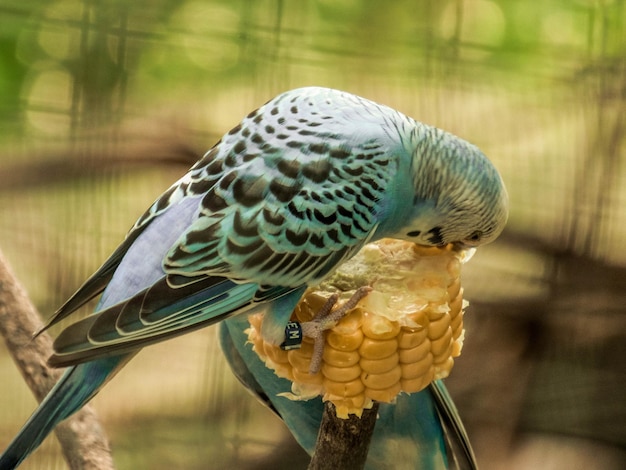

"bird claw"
[300, 286, 372, 374]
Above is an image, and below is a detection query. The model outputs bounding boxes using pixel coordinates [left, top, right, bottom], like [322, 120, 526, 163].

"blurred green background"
[0, 0, 625, 468]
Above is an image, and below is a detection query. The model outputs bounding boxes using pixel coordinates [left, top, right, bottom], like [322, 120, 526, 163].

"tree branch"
[0, 249, 114, 469]
[308, 401, 380, 470]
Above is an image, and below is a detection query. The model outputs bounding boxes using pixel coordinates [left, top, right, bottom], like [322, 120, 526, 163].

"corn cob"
[246, 238, 471, 418]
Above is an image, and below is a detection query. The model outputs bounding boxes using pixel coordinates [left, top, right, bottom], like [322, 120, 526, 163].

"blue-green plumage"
[0, 87, 506, 469]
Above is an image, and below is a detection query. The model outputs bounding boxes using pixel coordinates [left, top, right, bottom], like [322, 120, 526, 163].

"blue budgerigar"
[0, 86, 507, 469]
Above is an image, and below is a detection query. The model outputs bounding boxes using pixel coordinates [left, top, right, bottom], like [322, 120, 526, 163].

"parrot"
[0, 86, 508, 469]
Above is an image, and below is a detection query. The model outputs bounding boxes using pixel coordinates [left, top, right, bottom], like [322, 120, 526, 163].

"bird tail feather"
[0, 356, 127, 470]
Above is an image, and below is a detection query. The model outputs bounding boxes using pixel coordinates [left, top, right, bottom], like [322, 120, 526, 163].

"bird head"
[393, 125, 509, 250]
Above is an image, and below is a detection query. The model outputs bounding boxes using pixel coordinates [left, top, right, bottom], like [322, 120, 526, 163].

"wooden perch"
[308, 401, 380, 470]
[0, 249, 114, 470]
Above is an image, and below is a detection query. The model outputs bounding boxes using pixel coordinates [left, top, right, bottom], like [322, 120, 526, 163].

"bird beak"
[451, 242, 477, 263]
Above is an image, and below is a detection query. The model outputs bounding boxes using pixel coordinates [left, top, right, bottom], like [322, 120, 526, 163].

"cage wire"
[0, 0, 625, 469]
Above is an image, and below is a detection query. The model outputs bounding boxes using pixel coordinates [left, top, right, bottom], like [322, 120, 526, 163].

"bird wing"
[35, 221, 152, 335]
[161, 132, 398, 288]
[48, 87, 406, 366]
[49, 276, 298, 367]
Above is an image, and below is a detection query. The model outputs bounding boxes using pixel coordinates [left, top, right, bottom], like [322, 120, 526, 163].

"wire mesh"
[0, 0, 624, 469]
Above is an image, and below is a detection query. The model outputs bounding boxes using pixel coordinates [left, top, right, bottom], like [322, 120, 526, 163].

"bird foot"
[300, 286, 372, 374]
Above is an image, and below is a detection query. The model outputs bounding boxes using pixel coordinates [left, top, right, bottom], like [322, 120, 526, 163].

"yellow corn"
[246, 238, 470, 418]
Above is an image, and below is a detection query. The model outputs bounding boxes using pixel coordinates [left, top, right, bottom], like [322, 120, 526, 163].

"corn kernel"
[450, 308, 463, 333]
[447, 278, 461, 300]
[322, 363, 362, 382]
[397, 328, 428, 349]
[428, 314, 451, 340]
[322, 346, 361, 367]
[359, 338, 398, 359]
[401, 370, 434, 393]
[449, 291, 464, 316]
[360, 352, 399, 374]
[398, 340, 431, 364]
[327, 329, 363, 351]
[323, 378, 365, 397]
[292, 368, 324, 385]
[361, 313, 401, 340]
[366, 382, 402, 403]
[400, 355, 433, 379]
[361, 365, 402, 390]
[431, 328, 453, 358]
[288, 348, 314, 370]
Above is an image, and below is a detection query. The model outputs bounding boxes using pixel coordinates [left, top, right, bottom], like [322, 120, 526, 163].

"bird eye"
[467, 230, 483, 242]
[406, 230, 421, 237]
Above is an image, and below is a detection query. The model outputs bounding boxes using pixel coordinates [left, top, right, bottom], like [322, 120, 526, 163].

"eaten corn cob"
[246, 238, 471, 418]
